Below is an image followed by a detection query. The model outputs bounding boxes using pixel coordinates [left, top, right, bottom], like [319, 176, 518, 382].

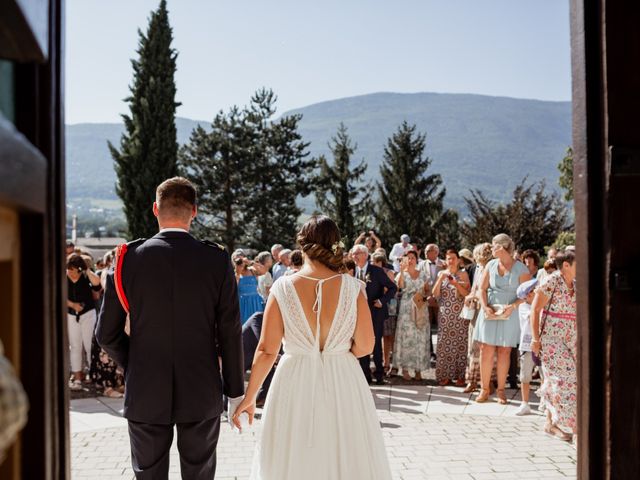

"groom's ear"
[153, 202, 160, 218]
[191, 205, 197, 220]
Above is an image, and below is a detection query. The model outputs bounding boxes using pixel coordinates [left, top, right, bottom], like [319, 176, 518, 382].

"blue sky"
[66, 0, 571, 124]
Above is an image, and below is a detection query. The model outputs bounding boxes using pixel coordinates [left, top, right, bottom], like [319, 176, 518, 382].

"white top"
[389, 243, 410, 272]
[257, 272, 273, 301]
[518, 302, 533, 352]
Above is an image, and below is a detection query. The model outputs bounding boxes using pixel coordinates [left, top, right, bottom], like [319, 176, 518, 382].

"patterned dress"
[465, 264, 483, 385]
[436, 274, 467, 382]
[535, 272, 577, 431]
[392, 271, 430, 375]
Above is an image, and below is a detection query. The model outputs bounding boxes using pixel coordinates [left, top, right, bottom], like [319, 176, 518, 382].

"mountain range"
[66, 92, 572, 215]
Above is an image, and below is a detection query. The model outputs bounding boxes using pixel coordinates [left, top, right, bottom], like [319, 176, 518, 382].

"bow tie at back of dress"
[295, 273, 344, 351]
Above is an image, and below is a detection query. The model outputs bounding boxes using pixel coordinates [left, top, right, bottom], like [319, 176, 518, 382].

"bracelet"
[531, 339, 541, 344]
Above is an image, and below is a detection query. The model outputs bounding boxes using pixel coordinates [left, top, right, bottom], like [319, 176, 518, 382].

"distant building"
[72, 237, 126, 260]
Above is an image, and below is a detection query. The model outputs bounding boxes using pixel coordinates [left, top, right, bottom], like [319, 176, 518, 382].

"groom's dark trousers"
[97, 231, 244, 479]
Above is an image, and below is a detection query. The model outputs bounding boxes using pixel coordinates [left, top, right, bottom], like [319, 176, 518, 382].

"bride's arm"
[232, 295, 284, 429]
[351, 290, 375, 357]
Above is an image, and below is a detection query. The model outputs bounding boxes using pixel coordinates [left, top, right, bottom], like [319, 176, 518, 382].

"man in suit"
[420, 243, 445, 361]
[352, 244, 398, 384]
[96, 177, 244, 479]
[242, 311, 280, 407]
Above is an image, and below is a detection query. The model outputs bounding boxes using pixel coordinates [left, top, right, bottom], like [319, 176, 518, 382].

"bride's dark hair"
[296, 215, 344, 272]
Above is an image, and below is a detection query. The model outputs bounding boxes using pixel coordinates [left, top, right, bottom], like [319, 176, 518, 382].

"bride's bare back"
[290, 270, 343, 351]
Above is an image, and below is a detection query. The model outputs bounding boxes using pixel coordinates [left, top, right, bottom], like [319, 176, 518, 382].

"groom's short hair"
[156, 177, 197, 220]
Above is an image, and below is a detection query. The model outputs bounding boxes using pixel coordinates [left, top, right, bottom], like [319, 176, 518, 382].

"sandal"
[414, 372, 423, 381]
[463, 383, 477, 393]
[544, 423, 572, 442]
[496, 389, 507, 405]
[438, 379, 450, 386]
[102, 387, 124, 398]
[402, 371, 412, 381]
[455, 378, 466, 387]
[475, 389, 490, 403]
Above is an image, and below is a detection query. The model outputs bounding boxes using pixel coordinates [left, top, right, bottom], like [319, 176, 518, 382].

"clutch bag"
[486, 304, 511, 320]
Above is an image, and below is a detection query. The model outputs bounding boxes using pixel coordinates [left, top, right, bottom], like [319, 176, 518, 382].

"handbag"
[486, 304, 511, 320]
[411, 288, 429, 328]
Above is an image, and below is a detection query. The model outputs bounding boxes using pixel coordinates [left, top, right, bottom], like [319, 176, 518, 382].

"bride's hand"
[231, 397, 256, 431]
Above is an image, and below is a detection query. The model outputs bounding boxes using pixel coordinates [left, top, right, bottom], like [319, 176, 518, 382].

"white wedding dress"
[250, 273, 392, 480]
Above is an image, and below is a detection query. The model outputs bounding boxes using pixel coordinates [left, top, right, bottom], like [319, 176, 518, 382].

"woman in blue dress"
[473, 234, 532, 404]
[235, 256, 265, 324]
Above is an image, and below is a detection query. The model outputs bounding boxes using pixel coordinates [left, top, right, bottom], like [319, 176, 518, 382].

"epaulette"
[113, 238, 145, 314]
[201, 240, 226, 252]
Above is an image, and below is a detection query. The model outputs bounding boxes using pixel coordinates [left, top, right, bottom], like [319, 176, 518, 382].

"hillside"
[66, 92, 572, 214]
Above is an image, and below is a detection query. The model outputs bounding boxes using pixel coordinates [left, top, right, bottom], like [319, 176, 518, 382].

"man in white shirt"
[272, 249, 291, 282]
[419, 243, 444, 360]
[389, 234, 411, 272]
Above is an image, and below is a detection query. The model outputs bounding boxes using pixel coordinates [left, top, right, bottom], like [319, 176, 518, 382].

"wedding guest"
[242, 312, 278, 407]
[458, 248, 476, 285]
[372, 252, 398, 375]
[270, 244, 283, 267]
[67, 254, 102, 390]
[463, 243, 493, 393]
[393, 250, 431, 380]
[421, 243, 445, 360]
[235, 257, 263, 324]
[272, 248, 291, 282]
[343, 258, 356, 276]
[287, 249, 303, 274]
[389, 234, 412, 272]
[522, 249, 541, 278]
[352, 245, 397, 384]
[355, 230, 382, 254]
[255, 252, 274, 302]
[432, 249, 470, 386]
[531, 250, 577, 442]
[66, 241, 75, 256]
[90, 338, 124, 398]
[474, 234, 531, 404]
[514, 278, 538, 416]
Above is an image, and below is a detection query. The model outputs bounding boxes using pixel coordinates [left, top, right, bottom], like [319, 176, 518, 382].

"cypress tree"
[375, 121, 459, 248]
[109, 0, 180, 239]
[314, 123, 372, 243]
[558, 146, 574, 201]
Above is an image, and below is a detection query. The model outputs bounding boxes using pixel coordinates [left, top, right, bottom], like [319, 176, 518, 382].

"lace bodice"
[270, 274, 363, 355]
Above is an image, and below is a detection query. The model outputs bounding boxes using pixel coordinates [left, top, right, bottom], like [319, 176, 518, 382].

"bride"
[232, 215, 392, 479]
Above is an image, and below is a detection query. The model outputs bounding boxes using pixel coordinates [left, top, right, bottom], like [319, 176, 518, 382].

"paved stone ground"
[71, 385, 577, 479]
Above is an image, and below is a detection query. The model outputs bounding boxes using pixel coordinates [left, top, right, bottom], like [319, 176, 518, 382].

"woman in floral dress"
[432, 249, 470, 386]
[531, 249, 577, 443]
[393, 250, 431, 380]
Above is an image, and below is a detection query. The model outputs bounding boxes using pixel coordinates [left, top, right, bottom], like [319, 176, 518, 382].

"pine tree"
[178, 107, 250, 250]
[109, 0, 180, 239]
[558, 146, 574, 201]
[460, 178, 569, 252]
[314, 123, 372, 243]
[243, 89, 316, 250]
[375, 121, 459, 248]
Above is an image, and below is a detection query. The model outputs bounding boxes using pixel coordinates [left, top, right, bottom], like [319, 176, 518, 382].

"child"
[515, 278, 538, 416]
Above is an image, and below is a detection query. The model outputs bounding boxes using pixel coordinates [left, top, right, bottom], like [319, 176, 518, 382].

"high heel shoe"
[496, 389, 507, 405]
[475, 389, 490, 403]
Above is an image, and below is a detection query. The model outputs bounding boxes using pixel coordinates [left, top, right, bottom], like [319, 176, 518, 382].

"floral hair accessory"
[331, 240, 345, 255]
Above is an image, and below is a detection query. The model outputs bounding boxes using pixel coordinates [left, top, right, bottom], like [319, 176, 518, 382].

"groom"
[96, 177, 244, 479]
[351, 244, 397, 384]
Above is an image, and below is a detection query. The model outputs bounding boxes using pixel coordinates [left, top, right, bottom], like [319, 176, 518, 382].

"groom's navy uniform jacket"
[96, 230, 244, 425]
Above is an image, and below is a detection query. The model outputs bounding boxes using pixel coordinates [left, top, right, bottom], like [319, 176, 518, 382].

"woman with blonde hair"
[473, 234, 531, 404]
[462, 242, 493, 393]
